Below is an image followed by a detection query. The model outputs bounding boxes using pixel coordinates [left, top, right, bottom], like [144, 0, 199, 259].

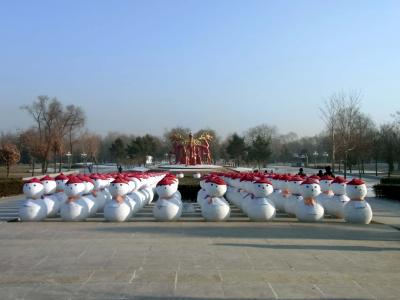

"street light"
[81, 152, 87, 174]
[322, 152, 329, 164]
[66, 151, 72, 171]
[313, 151, 319, 167]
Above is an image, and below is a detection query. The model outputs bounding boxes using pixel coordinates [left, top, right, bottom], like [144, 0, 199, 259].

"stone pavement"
[0, 200, 400, 299]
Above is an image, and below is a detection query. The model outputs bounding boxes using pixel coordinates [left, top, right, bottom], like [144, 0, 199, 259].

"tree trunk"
[6, 163, 10, 178]
[59, 151, 62, 172]
[31, 158, 35, 176]
[375, 158, 378, 176]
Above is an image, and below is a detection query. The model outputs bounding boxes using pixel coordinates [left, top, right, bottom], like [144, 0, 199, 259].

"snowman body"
[316, 179, 334, 209]
[246, 181, 275, 221]
[19, 180, 47, 221]
[344, 180, 372, 224]
[40, 177, 60, 217]
[60, 180, 89, 221]
[80, 180, 98, 217]
[91, 177, 106, 211]
[104, 179, 132, 222]
[328, 180, 350, 218]
[269, 178, 282, 207]
[197, 179, 208, 208]
[274, 178, 290, 211]
[55, 179, 68, 206]
[284, 178, 303, 216]
[125, 180, 139, 214]
[201, 179, 230, 221]
[153, 180, 182, 221]
[296, 180, 324, 222]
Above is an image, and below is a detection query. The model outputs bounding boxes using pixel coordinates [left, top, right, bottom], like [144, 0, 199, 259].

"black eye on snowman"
[74, 184, 77, 186]
[33, 184, 36, 187]
[119, 184, 122, 187]
[306, 185, 310, 188]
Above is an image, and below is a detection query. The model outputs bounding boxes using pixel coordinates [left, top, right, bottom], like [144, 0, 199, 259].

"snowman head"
[346, 178, 367, 200]
[331, 177, 347, 195]
[23, 178, 44, 199]
[300, 179, 321, 199]
[80, 176, 95, 194]
[40, 175, 57, 194]
[279, 175, 292, 192]
[65, 176, 85, 197]
[205, 176, 227, 197]
[109, 176, 130, 197]
[252, 178, 273, 198]
[289, 176, 304, 195]
[90, 174, 103, 190]
[156, 176, 178, 198]
[55, 173, 69, 191]
[319, 175, 334, 193]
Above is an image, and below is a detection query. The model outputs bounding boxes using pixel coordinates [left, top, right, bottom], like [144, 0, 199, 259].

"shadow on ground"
[91, 223, 400, 242]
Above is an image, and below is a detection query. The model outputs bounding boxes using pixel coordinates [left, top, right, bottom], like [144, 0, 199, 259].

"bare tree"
[0, 142, 21, 178]
[21, 96, 85, 173]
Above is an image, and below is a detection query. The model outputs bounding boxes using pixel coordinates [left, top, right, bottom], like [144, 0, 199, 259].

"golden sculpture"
[170, 132, 213, 165]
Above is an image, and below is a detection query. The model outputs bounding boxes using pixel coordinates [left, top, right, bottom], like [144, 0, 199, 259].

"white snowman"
[274, 175, 291, 212]
[327, 176, 350, 218]
[296, 178, 324, 222]
[104, 176, 133, 222]
[60, 176, 89, 221]
[89, 174, 106, 211]
[344, 178, 372, 224]
[40, 175, 60, 218]
[316, 175, 334, 209]
[284, 176, 304, 216]
[197, 175, 210, 208]
[19, 178, 47, 221]
[201, 176, 230, 221]
[153, 176, 182, 221]
[268, 174, 282, 207]
[54, 173, 69, 206]
[246, 178, 276, 221]
[79, 176, 98, 217]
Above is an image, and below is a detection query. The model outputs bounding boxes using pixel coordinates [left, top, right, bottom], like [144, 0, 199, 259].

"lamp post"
[322, 152, 329, 164]
[66, 151, 72, 171]
[313, 151, 319, 168]
[81, 152, 87, 174]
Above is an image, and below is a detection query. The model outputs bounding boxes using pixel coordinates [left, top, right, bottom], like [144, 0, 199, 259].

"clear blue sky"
[0, 0, 399, 137]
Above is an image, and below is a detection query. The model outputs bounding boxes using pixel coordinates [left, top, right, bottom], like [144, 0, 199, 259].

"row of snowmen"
[200, 172, 372, 224]
[19, 172, 166, 222]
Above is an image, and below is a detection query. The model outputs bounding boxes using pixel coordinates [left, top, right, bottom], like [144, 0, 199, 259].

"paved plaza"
[0, 195, 400, 300]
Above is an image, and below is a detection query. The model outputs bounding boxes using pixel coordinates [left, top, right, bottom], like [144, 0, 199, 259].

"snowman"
[79, 176, 98, 217]
[246, 178, 276, 221]
[104, 176, 133, 222]
[268, 174, 282, 208]
[89, 174, 106, 211]
[124, 176, 140, 215]
[295, 178, 324, 222]
[344, 178, 372, 224]
[274, 175, 291, 212]
[197, 175, 210, 208]
[40, 175, 60, 218]
[153, 176, 182, 221]
[60, 176, 89, 221]
[326, 176, 350, 218]
[19, 178, 47, 221]
[54, 173, 69, 206]
[201, 176, 230, 221]
[316, 175, 334, 209]
[284, 176, 304, 216]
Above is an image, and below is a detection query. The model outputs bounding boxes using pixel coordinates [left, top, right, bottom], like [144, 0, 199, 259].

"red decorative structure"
[170, 132, 213, 165]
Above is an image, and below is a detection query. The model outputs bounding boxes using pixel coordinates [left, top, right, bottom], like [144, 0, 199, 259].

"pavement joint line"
[128, 270, 136, 283]
[244, 249, 255, 270]
[32, 255, 48, 269]
[81, 270, 95, 286]
[313, 284, 327, 298]
[77, 247, 88, 259]
[352, 279, 363, 289]
[174, 270, 178, 291]
[217, 268, 223, 282]
[266, 281, 279, 299]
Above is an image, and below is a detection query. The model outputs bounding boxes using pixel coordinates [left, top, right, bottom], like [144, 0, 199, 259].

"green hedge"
[380, 177, 400, 185]
[0, 178, 23, 197]
[373, 184, 400, 200]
